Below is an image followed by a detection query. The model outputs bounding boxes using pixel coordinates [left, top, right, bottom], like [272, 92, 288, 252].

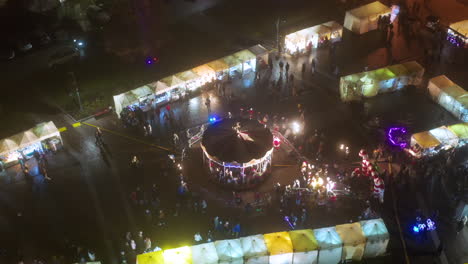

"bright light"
[77, 41, 84, 46]
[412, 226, 419, 233]
[209, 116, 217, 123]
[340, 144, 344, 150]
[291, 121, 301, 134]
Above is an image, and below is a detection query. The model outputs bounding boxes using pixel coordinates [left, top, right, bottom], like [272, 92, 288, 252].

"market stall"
[288, 229, 319, 264]
[136, 251, 164, 264]
[429, 126, 459, 148]
[201, 118, 273, 188]
[335, 223, 366, 261]
[163, 246, 192, 264]
[148, 81, 171, 105]
[447, 122, 468, 146]
[427, 75, 468, 122]
[314, 227, 343, 264]
[410, 131, 441, 156]
[447, 20, 468, 48]
[192, 64, 217, 84]
[175, 70, 202, 91]
[285, 21, 343, 54]
[263, 232, 293, 264]
[207, 59, 230, 80]
[191, 242, 219, 264]
[0, 121, 62, 166]
[360, 218, 389, 258]
[159, 75, 186, 102]
[344, 1, 391, 34]
[233, 49, 257, 74]
[240, 234, 269, 264]
[221, 55, 243, 78]
[214, 239, 244, 264]
[248, 44, 270, 67]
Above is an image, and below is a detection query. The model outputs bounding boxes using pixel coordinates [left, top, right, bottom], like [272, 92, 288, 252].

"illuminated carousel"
[201, 118, 274, 188]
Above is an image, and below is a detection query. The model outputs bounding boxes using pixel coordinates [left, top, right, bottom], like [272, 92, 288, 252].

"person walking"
[95, 127, 104, 145]
[285, 62, 290, 76]
[301, 62, 306, 76]
[311, 58, 316, 74]
[201, 199, 207, 214]
[194, 232, 203, 244]
[205, 97, 211, 113]
[232, 223, 241, 238]
[278, 60, 284, 75]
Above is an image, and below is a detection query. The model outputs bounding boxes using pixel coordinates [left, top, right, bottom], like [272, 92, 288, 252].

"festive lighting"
[209, 116, 217, 123]
[387, 127, 408, 148]
[273, 136, 281, 148]
[291, 121, 302, 134]
[412, 226, 420, 233]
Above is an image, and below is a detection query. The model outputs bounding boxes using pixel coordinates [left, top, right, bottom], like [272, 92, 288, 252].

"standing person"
[205, 97, 211, 113]
[173, 133, 180, 148]
[194, 232, 203, 244]
[301, 62, 306, 76]
[95, 128, 104, 145]
[201, 199, 207, 214]
[18, 155, 26, 170]
[285, 62, 290, 76]
[279, 60, 284, 74]
[456, 216, 467, 235]
[311, 58, 316, 74]
[232, 223, 241, 238]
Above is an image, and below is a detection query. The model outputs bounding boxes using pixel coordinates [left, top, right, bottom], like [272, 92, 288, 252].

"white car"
[48, 47, 79, 67]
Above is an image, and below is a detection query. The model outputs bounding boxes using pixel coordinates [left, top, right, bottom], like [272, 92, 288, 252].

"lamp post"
[68, 71, 83, 111]
[276, 18, 286, 53]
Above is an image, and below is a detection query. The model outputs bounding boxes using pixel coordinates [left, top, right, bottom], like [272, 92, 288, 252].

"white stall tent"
[32, 121, 62, 141]
[0, 138, 20, 156]
[240, 234, 268, 264]
[335, 223, 366, 261]
[344, 1, 391, 34]
[289, 229, 318, 264]
[314, 227, 343, 264]
[429, 126, 459, 147]
[284, 21, 343, 54]
[360, 218, 389, 258]
[263, 232, 293, 264]
[428, 75, 468, 121]
[448, 20, 468, 47]
[17, 130, 40, 148]
[215, 239, 244, 264]
[113, 91, 138, 118]
[191, 242, 219, 264]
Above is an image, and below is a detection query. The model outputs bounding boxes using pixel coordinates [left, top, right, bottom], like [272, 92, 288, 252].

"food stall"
[148, 81, 171, 105]
[163, 246, 192, 264]
[360, 218, 389, 258]
[429, 126, 459, 148]
[427, 75, 468, 122]
[263, 232, 293, 264]
[448, 122, 468, 146]
[314, 227, 343, 264]
[113, 91, 139, 118]
[175, 70, 202, 91]
[221, 55, 243, 78]
[447, 20, 468, 48]
[191, 242, 219, 264]
[284, 21, 343, 54]
[344, 1, 391, 34]
[340, 61, 424, 102]
[335, 222, 366, 261]
[214, 239, 244, 264]
[288, 229, 319, 264]
[0, 121, 62, 166]
[159, 75, 186, 102]
[136, 251, 164, 264]
[192, 64, 217, 84]
[240, 235, 269, 264]
[207, 59, 230, 80]
[232, 49, 257, 75]
[248, 44, 270, 67]
[410, 131, 441, 157]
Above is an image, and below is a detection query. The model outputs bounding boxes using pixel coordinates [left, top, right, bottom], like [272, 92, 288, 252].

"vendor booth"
[427, 75, 468, 122]
[248, 44, 270, 67]
[263, 232, 293, 264]
[284, 21, 343, 54]
[201, 118, 273, 189]
[314, 227, 343, 264]
[429, 126, 459, 148]
[207, 59, 230, 80]
[335, 223, 366, 261]
[344, 1, 391, 34]
[288, 229, 319, 264]
[192, 64, 217, 84]
[340, 61, 424, 102]
[175, 70, 202, 91]
[137, 251, 164, 264]
[240, 235, 269, 264]
[447, 20, 468, 48]
[448, 122, 468, 146]
[233, 49, 257, 75]
[163, 246, 192, 264]
[214, 239, 244, 264]
[113, 85, 154, 119]
[191, 242, 219, 264]
[221, 55, 243, 78]
[410, 131, 441, 157]
[360, 218, 389, 258]
[159, 75, 186, 102]
[0, 121, 62, 166]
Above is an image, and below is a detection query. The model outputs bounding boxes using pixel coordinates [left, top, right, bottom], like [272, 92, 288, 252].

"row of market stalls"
[136, 219, 389, 264]
[409, 122, 468, 157]
[340, 61, 425, 102]
[428, 75, 468, 122]
[284, 21, 343, 54]
[0, 122, 62, 167]
[447, 20, 468, 48]
[344, 1, 391, 34]
[113, 45, 269, 118]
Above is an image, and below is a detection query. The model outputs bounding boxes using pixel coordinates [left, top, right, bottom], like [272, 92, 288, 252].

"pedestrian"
[95, 128, 103, 145]
[285, 62, 290, 75]
[279, 60, 284, 74]
[301, 62, 306, 76]
[232, 223, 241, 238]
[223, 221, 230, 237]
[201, 199, 207, 214]
[214, 216, 220, 230]
[158, 209, 166, 226]
[146, 122, 152, 136]
[194, 232, 203, 244]
[311, 58, 316, 74]
[130, 156, 140, 168]
[206, 230, 214, 242]
[173, 133, 180, 148]
[205, 97, 211, 113]
[300, 208, 308, 227]
[456, 216, 467, 235]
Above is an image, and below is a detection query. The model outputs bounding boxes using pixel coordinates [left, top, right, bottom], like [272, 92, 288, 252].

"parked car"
[48, 47, 79, 67]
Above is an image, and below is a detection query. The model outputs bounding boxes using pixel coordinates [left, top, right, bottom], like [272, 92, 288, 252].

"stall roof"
[412, 131, 441, 148]
[0, 138, 20, 155]
[163, 246, 192, 264]
[160, 75, 185, 88]
[232, 49, 256, 62]
[175, 70, 200, 82]
[440, 84, 467, 100]
[323, 21, 343, 31]
[207, 59, 229, 72]
[192, 64, 216, 76]
[429, 126, 459, 145]
[313, 227, 342, 249]
[136, 251, 164, 264]
[148, 81, 171, 94]
[240, 234, 268, 258]
[347, 1, 390, 18]
[17, 130, 40, 148]
[401, 61, 424, 74]
[387, 64, 409, 76]
[248, 44, 268, 56]
[450, 20, 468, 37]
[289, 229, 319, 252]
[429, 75, 456, 89]
[368, 67, 396, 81]
[214, 239, 244, 261]
[360, 219, 389, 240]
[32, 121, 60, 141]
[131, 85, 153, 99]
[448, 122, 468, 139]
[263, 232, 293, 255]
[335, 223, 366, 246]
[221, 56, 242, 68]
[191, 242, 219, 264]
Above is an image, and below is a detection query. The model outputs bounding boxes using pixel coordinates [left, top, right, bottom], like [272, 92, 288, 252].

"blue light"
[77, 41, 84, 46]
[209, 116, 217, 123]
[412, 226, 420, 233]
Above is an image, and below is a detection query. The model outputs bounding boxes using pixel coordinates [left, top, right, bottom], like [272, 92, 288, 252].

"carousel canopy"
[201, 118, 273, 164]
[240, 234, 268, 258]
[214, 239, 244, 262]
[191, 242, 219, 264]
[137, 251, 164, 264]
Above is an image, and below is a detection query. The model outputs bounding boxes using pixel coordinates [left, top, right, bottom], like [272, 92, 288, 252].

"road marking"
[58, 127, 67, 132]
[82, 122, 173, 152]
[72, 122, 82, 128]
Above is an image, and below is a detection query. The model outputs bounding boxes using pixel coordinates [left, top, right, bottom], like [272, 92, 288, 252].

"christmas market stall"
[288, 229, 319, 264]
[163, 246, 192, 264]
[360, 218, 389, 258]
[340, 61, 424, 102]
[175, 70, 202, 92]
[191, 242, 219, 264]
[344, 1, 391, 34]
[137, 251, 164, 264]
[248, 44, 270, 67]
[263, 232, 293, 264]
[447, 122, 468, 146]
[447, 20, 468, 48]
[232, 49, 258, 75]
[313, 227, 343, 264]
[201, 118, 274, 188]
[409, 131, 441, 157]
[284, 21, 343, 54]
[427, 75, 468, 122]
[207, 59, 230, 80]
[240, 234, 269, 264]
[335, 222, 366, 261]
[214, 239, 244, 264]
[191, 64, 217, 84]
[159, 75, 186, 102]
[0, 121, 62, 167]
[113, 85, 154, 119]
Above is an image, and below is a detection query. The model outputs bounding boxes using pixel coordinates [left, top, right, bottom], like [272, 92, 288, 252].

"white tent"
[360, 219, 389, 258]
[191, 242, 219, 264]
[344, 1, 391, 34]
[429, 126, 459, 147]
[335, 223, 366, 261]
[313, 227, 343, 264]
[32, 121, 61, 142]
[240, 235, 269, 264]
[428, 75, 468, 122]
[17, 130, 40, 149]
[285, 21, 343, 54]
[0, 138, 20, 156]
[288, 229, 319, 264]
[215, 239, 244, 264]
[448, 20, 468, 47]
[263, 232, 294, 264]
[113, 91, 139, 118]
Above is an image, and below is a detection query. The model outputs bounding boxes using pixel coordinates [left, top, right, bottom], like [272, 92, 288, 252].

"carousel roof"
[201, 118, 273, 164]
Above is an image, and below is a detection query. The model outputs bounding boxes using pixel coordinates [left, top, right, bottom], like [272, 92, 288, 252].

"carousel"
[201, 118, 274, 188]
